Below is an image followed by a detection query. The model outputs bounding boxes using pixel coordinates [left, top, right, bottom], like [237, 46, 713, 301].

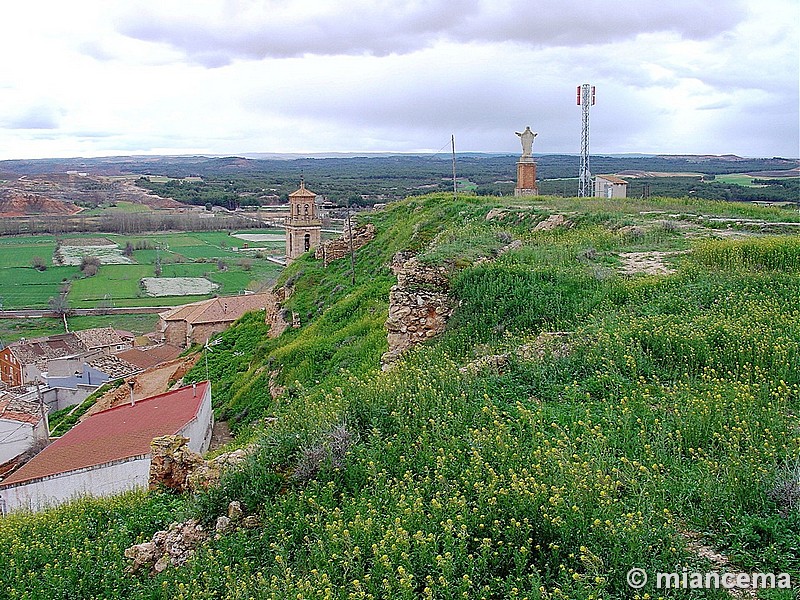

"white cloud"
[0, 0, 796, 159]
[114, 0, 749, 65]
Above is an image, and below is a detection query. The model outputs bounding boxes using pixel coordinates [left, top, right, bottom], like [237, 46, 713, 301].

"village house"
[0, 391, 48, 469]
[159, 293, 274, 348]
[0, 333, 85, 387]
[73, 327, 132, 355]
[115, 344, 182, 371]
[41, 354, 141, 411]
[0, 381, 213, 513]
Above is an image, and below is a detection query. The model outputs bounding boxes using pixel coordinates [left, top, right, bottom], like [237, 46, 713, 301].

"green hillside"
[1, 193, 798, 599]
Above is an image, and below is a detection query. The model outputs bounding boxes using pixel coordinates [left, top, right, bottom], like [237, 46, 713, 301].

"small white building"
[595, 175, 628, 198]
[0, 381, 213, 513]
[0, 391, 48, 467]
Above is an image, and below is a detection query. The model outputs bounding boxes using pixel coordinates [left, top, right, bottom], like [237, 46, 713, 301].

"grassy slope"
[0, 194, 798, 599]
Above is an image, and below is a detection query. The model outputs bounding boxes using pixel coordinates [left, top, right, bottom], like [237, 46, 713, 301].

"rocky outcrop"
[485, 207, 507, 221]
[149, 435, 250, 493]
[381, 254, 454, 369]
[125, 519, 208, 574]
[459, 332, 575, 375]
[268, 369, 285, 400]
[125, 500, 261, 575]
[533, 214, 571, 232]
[315, 223, 376, 266]
[148, 436, 204, 491]
[265, 286, 295, 338]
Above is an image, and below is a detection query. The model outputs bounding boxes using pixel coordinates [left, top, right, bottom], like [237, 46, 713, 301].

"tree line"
[0, 211, 267, 237]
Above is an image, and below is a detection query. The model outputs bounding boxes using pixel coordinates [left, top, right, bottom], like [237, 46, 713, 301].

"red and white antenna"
[577, 84, 596, 197]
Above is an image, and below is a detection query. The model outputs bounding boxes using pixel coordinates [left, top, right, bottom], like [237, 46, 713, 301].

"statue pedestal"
[515, 159, 538, 196]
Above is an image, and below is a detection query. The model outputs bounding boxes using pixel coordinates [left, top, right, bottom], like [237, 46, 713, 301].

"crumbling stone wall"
[149, 435, 250, 493]
[315, 223, 376, 266]
[381, 254, 454, 369]
[264, 286, 291, 338]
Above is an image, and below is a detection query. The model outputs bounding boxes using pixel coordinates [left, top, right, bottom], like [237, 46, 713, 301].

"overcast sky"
[0, 0, 797, 160]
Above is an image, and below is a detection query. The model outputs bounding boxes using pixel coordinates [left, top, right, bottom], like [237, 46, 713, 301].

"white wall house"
[0, 381, 212, 513]
[0, 392, 48, 466]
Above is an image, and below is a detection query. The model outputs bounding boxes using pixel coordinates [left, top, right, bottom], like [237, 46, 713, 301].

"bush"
[80, 255, 101, 276]
[31, 256, 47, 271]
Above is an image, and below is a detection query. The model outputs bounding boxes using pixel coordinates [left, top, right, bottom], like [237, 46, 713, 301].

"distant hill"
[1, 153, 797, 179]
[1, 154, 797, 210]
[0, 188, 82, 217]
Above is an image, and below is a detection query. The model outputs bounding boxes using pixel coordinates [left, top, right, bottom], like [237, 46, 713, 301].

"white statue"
[515, 126, 538, 158]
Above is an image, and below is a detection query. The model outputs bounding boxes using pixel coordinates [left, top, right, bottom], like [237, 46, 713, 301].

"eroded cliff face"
[381, 254, 454, 369]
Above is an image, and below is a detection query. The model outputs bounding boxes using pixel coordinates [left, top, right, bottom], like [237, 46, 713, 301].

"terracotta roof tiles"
[73, 327, 126, 350]
[115, 345, 182, 371]
[0, 392, 43, 426]
[160, 293, 273, 326]
[597, 174, 628, 185]
[8, 333, 86, 368]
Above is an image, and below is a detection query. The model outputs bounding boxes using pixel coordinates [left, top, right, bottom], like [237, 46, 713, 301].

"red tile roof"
[160, 293, 274, 325]
[0, 392, 43, 426]
[73, 327, 126, 350]
[115, 344, 182, 370]
[9, 333, 86, 367]
[0, 381, 210, 487]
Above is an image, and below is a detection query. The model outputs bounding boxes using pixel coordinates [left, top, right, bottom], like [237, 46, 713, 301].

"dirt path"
[209, 421, 234, 451]
[84, 353, 201, 418]
[617, 251, 688, 275]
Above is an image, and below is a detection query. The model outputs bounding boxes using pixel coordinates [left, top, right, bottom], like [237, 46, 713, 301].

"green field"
[714, 173, 775, 187]
[0, 314, 160, 344]
[0, 266, 77, 309]
[0, 236, 58, 268]
[0, 230, 285, 311]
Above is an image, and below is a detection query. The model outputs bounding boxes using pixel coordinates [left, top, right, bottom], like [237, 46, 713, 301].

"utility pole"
[451, 135, 457, 202]
[346, 199, 356, 286]
[577, 84, 596, 197]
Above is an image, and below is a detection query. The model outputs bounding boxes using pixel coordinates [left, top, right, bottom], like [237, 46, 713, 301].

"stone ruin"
[125, 436, 258, 575]
[125, 500, 261, 575]
[149, 435, 250, 493]
[381, 253, 455, 369]
[315, 223, 376, 267]
[459, 331, 575, 375]
[125, 519, 208, 575]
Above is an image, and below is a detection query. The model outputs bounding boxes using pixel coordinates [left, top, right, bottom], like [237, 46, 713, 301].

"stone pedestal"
[515, 159, 538, 196]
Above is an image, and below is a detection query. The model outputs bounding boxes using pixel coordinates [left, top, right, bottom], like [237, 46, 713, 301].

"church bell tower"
[285, 179, 322, 263]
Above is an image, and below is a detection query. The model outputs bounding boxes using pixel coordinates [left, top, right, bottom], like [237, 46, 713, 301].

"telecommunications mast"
[577, 83, 596, 197]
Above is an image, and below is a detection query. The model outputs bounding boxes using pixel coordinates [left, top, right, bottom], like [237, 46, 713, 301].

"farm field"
[0, 229, 285, 310]
[0, 314, 160, 344]
[715, 173, 764, 186]
[0, 193, 797, 599]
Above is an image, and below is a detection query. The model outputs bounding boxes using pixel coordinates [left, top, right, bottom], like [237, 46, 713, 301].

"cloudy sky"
[0, 0, 797, 159]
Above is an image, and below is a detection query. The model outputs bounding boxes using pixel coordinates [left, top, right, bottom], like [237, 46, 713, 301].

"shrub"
[31, 256, 47, 271]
